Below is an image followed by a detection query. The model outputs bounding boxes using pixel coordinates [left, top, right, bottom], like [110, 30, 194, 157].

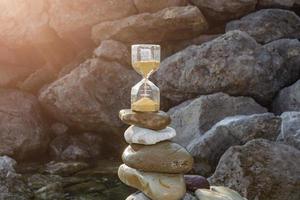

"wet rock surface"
[12, 159, 134, 200]
[0, 156, 33, 199]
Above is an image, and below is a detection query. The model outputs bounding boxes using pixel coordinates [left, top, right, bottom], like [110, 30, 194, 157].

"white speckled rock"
[126, 192, 150, 200]
[124, 125, 176, 145]
[118, 164, 186, 200]
[126, 192, 196, 200]
[195, 186, 246, 200]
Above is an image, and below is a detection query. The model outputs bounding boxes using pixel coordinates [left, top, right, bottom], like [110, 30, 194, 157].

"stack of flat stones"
[119, 109, 194, 200]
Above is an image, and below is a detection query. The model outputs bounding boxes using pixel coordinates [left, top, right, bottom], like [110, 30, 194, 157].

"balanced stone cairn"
[119, 109, 194, 200]
[117, 44, 194, 200]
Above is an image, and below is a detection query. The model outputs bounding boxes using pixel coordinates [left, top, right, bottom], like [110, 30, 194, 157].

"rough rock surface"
[39, 58, 139, 134]
[182, 193, 198, 200]
[122, 141, 193, 173]
[93, 40, 130, 66]
[277, 112, 300, 150]
[0, 156, 32, 199]
[0, 89, 49, 160]
[18, 66, 56, 94]
[226, 9, 300, 44]
[49, 0, 137, 38]
[119, 109, 171, 130]
[168, 93, 267, 147]
[156, 31, 300, 106]
[161, 34, 221, 59]
[34, 182, 64, 200]
[209, 139, 300, 200]
[50, 132, 103, 161]
[92, 6, 208, 44]
[118, 164, 186, 200]
[124, 126, 176, 145]
[190, 0, 257, 21]
[273, 80, 300, 114]
[187, 113, 281, 175]
[258, 0, 296, 8]
[44, 161, 89, 176]
[133, 0, 187, 13]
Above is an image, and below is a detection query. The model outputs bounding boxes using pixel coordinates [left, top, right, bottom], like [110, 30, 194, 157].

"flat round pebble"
[119, 109, 171, 130]
[122, 141, 194, 173]
[124, 125, 176, 145]
[118, 164, 186, 200]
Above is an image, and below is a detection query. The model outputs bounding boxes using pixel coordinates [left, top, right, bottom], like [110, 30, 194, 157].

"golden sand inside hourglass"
[132, 97, 159, 112]
[133, 60, 160, 78]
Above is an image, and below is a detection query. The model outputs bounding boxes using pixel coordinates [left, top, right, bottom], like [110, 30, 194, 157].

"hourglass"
[131, 44, 160, 112]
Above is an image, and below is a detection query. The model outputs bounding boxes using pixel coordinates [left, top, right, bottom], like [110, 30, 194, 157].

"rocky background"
[0, 0, 300, 199]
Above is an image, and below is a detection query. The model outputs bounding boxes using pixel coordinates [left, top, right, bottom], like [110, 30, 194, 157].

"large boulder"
[168, 93, 267, 147]
[155, 31, 300, 106]
[226, 9, 300, 44]
[93, 40, 130, 66]
[133, 0, 188, 13]
[277, 112, 300, 150]
[187, 113, 281, 175]
[92, 6, 208, 44]
[0, 89, 49, 160]
[209, 139, 300, 200]
[189, 0, 257, 21]
[39, 58, 139, 134]
[272, 80, 300, 114]
[49, 0, 137, 39]
[0, 156, 33, 199]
